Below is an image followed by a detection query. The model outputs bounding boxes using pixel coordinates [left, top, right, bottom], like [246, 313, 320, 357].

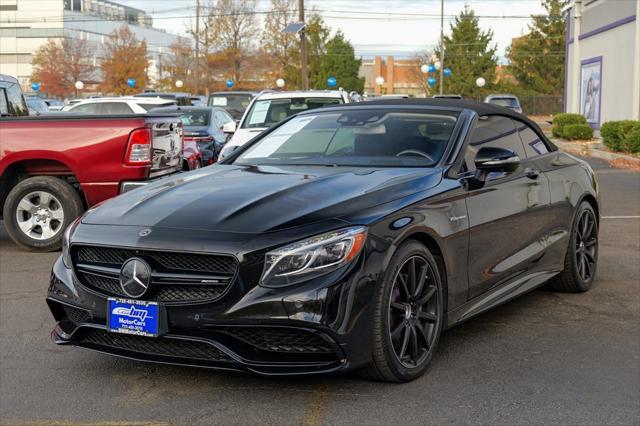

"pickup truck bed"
[0, 113, 183, 251]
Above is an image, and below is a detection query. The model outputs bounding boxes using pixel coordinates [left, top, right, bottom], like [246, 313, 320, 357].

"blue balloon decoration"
[226, 79, 234, 88]
[427, 77, 437, 87]
[428, 64, 436, 73]
[444, 67, 452, 77]
[31, 82, 40, 92]
[327, 76, 337, 87]
[126, 78, 136, 88]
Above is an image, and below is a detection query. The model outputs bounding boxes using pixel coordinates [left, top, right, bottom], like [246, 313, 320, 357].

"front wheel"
[359, 240, 444, 382]
[2, 176, 84, 252]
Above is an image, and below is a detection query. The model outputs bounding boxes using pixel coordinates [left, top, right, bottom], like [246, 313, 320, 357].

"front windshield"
[209, 94, 253, 112]
[234, 109, 458, 167]
[489, 97, 519, 108]
[242, 97, 343, 129]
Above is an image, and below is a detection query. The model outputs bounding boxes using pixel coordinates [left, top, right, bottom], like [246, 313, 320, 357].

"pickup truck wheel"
[3, 176, 83, 252]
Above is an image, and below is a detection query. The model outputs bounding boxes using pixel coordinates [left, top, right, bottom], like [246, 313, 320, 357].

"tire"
[359, 240, 444, 382]
[2, 176, 84, 252]
[547, 201, 599, 292]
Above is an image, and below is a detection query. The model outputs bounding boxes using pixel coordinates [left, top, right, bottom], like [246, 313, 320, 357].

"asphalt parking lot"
[1, 155, 638, 426]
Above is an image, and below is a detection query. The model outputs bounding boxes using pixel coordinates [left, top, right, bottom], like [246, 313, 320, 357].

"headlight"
[62, 216, 82, 269]
[260, 226, 367, 287]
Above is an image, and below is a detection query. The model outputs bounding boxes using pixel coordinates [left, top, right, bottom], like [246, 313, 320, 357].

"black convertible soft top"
[334, 98, 558, 152]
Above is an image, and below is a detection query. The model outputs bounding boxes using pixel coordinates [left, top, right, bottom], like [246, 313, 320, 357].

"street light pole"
[439, 0, 444, 95]
[298, 0, 309, 90]
[194, 0, 200, 94]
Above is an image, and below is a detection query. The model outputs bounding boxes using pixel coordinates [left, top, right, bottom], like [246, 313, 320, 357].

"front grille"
[72, 245, 238, 304]
[223, 327, 334, 353]
[76, 246, 237, 274]
[63, 305, 92, 324]
[79, 328, 231, 362]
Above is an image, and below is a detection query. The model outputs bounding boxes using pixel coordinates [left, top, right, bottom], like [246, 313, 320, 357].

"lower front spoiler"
[51, 323, 348, 376]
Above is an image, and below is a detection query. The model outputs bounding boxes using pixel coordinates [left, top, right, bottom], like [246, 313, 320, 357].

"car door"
[464, 115, 551, 299]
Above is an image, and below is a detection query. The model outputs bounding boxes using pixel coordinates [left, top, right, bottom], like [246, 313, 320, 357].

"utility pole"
[194, 0, 200, 94]
[298, 0, 309, 90]
[439, 0, 444, 95]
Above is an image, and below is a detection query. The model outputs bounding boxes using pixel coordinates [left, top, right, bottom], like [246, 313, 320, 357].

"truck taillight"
[125, 128, 151, 166]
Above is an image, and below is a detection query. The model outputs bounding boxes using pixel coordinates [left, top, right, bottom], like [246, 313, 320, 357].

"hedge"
[552, 113, 587, 138]
[601, 120, 640, 153]
[563, 123, 594, 140]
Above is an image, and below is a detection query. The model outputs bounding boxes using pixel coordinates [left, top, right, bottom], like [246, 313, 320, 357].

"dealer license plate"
[107, 298, 159, 337]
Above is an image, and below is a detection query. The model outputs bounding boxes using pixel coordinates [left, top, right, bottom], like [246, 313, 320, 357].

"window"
[0, 90, 9, 116]
[100, 102, 133, 114]
[1, 82, 28, 116]
[70, 103, 99, 114]
[180, 110, 210, 126]
[517, 124, 549, 158]
[242, 97, 344, 129]
[209, 94, 253, 110]
[487, 97, 520, 108]
[234, 109, 458, 168]
[214, 111, 232, 129]
[465, 116, 526, 171]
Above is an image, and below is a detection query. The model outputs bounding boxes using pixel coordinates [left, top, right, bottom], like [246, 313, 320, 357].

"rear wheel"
[547, 201, 599, 292]
[359, 241, 444, 382]
[3, 176, 83, 252]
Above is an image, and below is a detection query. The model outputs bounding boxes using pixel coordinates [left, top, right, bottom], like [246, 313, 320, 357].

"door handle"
[524, 168, 540, 180]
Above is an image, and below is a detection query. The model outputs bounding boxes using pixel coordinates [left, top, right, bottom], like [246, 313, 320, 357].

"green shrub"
[552, 113, 587, 138]
[563, 123, 594, 140]
[621, 123, 640, 153]
[601, 120, 640, 153]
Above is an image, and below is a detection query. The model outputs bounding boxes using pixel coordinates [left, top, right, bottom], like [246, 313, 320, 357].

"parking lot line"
[601, 216, 640, 219]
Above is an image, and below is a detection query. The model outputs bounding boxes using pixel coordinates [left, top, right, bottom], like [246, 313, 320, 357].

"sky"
[117, 0, 546, 60]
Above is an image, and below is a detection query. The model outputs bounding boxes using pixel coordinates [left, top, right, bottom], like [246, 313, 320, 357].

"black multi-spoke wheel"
[575, 208, 598, 282]
[388, 256, 439, 368]
[360, 241, 443, 382]
[548, 201, 599, 292]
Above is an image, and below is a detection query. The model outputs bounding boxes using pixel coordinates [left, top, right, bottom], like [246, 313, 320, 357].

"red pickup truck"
[0, 113, 183, 251]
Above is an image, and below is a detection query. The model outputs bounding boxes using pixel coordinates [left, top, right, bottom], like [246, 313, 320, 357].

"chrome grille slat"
[72, 245, 237, 304]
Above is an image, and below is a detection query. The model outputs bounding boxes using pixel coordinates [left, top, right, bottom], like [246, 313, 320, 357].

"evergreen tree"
[438, 6, 498, 98]
[317, 31, 364, 92]
[506, 0, 568, 95]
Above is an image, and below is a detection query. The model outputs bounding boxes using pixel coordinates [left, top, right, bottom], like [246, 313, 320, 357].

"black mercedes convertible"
[47, 99, 599, 382]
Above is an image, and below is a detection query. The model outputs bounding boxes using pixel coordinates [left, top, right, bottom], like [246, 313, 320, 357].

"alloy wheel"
[15, 191, 65, 240]
[388, 255, 440, 368]
[575, 209, 598, 282]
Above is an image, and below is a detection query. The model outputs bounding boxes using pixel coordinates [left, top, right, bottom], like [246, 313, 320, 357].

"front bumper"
[47, 244, 379, 375]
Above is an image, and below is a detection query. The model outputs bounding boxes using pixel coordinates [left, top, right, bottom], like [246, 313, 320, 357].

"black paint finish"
[46, 102, 599, 375]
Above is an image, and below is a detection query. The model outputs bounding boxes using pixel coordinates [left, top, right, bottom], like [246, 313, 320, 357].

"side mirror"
[474, 147, 520, 174]
[223, 121, 237, 134]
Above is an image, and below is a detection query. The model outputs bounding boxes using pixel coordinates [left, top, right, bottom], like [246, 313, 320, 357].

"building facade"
[565, 0, 640, 127]
[0, 0, 189, 90]
[359, 56, 425, 96]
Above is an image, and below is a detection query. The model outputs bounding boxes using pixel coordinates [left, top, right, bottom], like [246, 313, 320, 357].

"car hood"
[227, 128, 266, 148]
[83, 165, 443, 233]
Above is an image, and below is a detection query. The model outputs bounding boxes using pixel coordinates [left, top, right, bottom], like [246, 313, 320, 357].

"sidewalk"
[549, 137, 640, 170]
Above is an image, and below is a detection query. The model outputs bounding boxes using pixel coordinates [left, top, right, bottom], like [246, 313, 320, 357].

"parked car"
[207, 91, 257, 120]
[484, 94, 523, 114]
[432, 94, 463, 99]
[25, 96, 50, 115]
[135, 92, 192, 106]
[0, 74, 28, 117]
[47, 99, 599, 382]
[1, 106, 183, 251]
[151, 105, 235, 166]
[43, 98, 64, 110]
[218, 90, 350, 160]
[62, 97, 176, 114]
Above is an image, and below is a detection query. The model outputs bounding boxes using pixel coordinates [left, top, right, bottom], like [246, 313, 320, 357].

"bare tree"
[205, 0, 259, 84]
[260, 0, 296, 77]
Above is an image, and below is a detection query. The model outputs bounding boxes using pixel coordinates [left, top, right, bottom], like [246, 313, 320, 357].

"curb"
[551, 139, 640, 169]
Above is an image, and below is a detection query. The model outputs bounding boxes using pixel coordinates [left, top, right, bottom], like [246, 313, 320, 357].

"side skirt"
[446, 270, 560, 328]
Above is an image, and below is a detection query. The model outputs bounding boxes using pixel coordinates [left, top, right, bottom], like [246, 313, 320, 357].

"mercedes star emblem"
[119, 257, 152, 298]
